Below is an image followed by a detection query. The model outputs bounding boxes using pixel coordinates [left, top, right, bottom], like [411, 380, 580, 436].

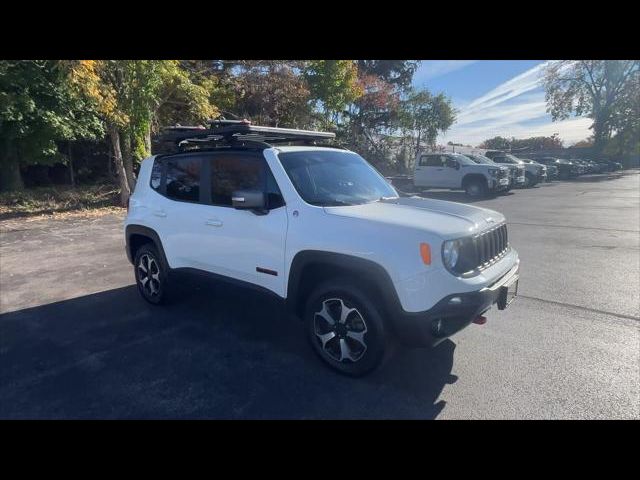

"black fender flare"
[125, 224, 170, 270]
[285, 250, 403, 319]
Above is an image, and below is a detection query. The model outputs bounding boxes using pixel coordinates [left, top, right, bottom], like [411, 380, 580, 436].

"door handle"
[153, 209, 167, 218]
[205, 219, 223, 227]
[436, 168, 444, 171]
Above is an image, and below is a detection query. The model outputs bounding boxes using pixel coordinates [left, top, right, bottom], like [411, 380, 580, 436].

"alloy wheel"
[314, 298, 368, 362]
[138, 253, 161, 297]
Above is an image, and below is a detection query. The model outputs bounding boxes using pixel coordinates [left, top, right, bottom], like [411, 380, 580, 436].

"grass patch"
[0, 184, 121, 219]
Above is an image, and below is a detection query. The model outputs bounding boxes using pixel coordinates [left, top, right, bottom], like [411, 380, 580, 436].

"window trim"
[150, 153, 205, 205]
[150, 151, 285, 210]
[421, 154, 444, 167]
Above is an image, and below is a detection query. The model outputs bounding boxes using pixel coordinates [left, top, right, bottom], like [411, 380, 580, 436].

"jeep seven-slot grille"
[454, 224, 509, 275]
[474, 224, 508, 268]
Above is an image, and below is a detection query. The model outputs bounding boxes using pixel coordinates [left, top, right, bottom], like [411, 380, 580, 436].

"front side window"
[210, 154, 264, 206]
[278, 150, 398, 207]
[165, 156, 201, 202]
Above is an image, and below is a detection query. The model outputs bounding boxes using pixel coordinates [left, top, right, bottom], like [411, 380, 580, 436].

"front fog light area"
[442, 239, 460, 271]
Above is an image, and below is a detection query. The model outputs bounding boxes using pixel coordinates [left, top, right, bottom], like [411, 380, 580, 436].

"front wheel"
[464, 178, 488, 197]
[524, 172, 537, 188]
[305, 281, 387, 376]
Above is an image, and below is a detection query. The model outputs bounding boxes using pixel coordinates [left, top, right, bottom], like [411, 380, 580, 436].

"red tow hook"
[473, 315, 487, 325]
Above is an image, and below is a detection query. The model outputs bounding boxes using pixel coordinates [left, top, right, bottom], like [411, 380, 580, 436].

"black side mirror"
[447, 159, 459, 169]
[232, 190, 267, 213]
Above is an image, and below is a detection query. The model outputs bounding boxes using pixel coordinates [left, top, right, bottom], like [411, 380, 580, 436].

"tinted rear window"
[165, 156, 202, 203]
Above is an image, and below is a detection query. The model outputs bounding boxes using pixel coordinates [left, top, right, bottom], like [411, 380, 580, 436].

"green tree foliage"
[0, 60, 103, 191]
[303, 60, 363, 125]
[604, 72, 640, 164]
[478, 134, 564, 151]
[399, 88, 456, 159]
[478, 136, 513, 150]
[357, 60, 420, 90]
[67, 60, 218, 205]
[543, 60, 639, 154]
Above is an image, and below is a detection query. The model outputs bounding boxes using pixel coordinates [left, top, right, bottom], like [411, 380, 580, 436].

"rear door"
[415, 154, 447, 187]
[151, 153, 213, 270]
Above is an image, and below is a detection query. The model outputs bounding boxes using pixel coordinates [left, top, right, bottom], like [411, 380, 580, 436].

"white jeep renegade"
[125, 122, 520, 376]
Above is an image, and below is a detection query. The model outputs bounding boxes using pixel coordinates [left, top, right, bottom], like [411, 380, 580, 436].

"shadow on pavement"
[417, 190, 518, 204]
[0, 277, 456, 419]
[565, 172, 631, 183]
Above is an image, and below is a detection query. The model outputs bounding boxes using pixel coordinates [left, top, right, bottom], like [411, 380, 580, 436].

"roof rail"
[152, 120, 336, 154]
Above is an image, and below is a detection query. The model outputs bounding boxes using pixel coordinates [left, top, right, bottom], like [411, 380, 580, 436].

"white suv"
[125, 122, 520, 376]
[413, 152, 511, 197]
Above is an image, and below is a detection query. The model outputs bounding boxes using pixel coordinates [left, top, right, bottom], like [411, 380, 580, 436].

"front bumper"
[491, 177, 511, 191]
[392, 261, 520, 347]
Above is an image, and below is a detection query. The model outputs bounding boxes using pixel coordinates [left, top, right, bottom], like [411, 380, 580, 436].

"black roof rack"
[152, 119, 337, 154]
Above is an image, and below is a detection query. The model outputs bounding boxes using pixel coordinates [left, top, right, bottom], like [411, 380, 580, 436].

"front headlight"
[442, 239, 460, 271]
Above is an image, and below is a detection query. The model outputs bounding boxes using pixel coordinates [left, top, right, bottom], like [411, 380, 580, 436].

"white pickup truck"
[412, 152, 511, 197]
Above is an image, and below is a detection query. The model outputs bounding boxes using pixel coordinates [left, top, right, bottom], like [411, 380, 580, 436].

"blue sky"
[412, 61, 592, 146]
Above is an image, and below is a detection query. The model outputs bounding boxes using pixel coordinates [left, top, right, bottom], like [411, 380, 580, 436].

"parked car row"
[388, 150, 625, 198]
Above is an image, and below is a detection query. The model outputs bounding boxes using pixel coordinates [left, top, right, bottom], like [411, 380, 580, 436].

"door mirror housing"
[232, 190, 267, 213]
[447, 158, 460, 170]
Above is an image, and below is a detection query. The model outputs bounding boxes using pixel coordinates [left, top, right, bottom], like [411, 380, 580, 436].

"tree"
[604, 72, 640, 163]
[543, 60, 640, 154]
[67, 60, 217, 206]
[399, 88, 455, 159]
[0, 61, 103, 191]
[478, 136, 512, 150]
[223, 61, 312, 128]
[357, 61, 420, 91]
[511, 134, 564, 151]
[303, 60, 362, 125]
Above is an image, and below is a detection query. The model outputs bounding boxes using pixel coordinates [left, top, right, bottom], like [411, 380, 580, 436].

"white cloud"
[415, 60, 477, 82]
[440, 61, 591, 146]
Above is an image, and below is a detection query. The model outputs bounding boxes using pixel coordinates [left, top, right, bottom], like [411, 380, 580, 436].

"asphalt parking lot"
[1, 170, 638, 419]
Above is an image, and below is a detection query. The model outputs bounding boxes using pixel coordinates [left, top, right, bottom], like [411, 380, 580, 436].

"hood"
[323, 197, 505, 238]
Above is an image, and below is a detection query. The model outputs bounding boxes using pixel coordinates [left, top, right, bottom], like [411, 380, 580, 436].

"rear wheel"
[305, 281, 387, 376]
[134, 244, 170, 305]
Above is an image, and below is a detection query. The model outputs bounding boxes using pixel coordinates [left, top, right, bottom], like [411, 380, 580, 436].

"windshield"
[278, 150, 398, 206]
[465, 154, 497, 165]
[450, 153, 476, 166]
[505, 154, 524, 164]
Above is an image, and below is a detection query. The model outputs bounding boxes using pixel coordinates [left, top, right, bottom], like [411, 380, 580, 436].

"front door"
[198, 152, 288, 295]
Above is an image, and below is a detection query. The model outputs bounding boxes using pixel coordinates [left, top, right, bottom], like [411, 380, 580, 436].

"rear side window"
[165, 156, 202, 203]
[420, 155, 444, 167]
[150, 158, 163, 191]
[210, 155, 264, 206]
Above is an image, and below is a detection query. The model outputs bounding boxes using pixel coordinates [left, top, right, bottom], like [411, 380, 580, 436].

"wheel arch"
[461, 173, 488, 188]
[125, 225, 170, 270]
[286, 250, 402, 322]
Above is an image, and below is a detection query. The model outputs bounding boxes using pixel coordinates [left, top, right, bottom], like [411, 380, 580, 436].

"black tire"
[133, 244, 170, 305]
[463, 178, 488, 198]
[524, 172, 537, 188]
[304, 280, 387, 376]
